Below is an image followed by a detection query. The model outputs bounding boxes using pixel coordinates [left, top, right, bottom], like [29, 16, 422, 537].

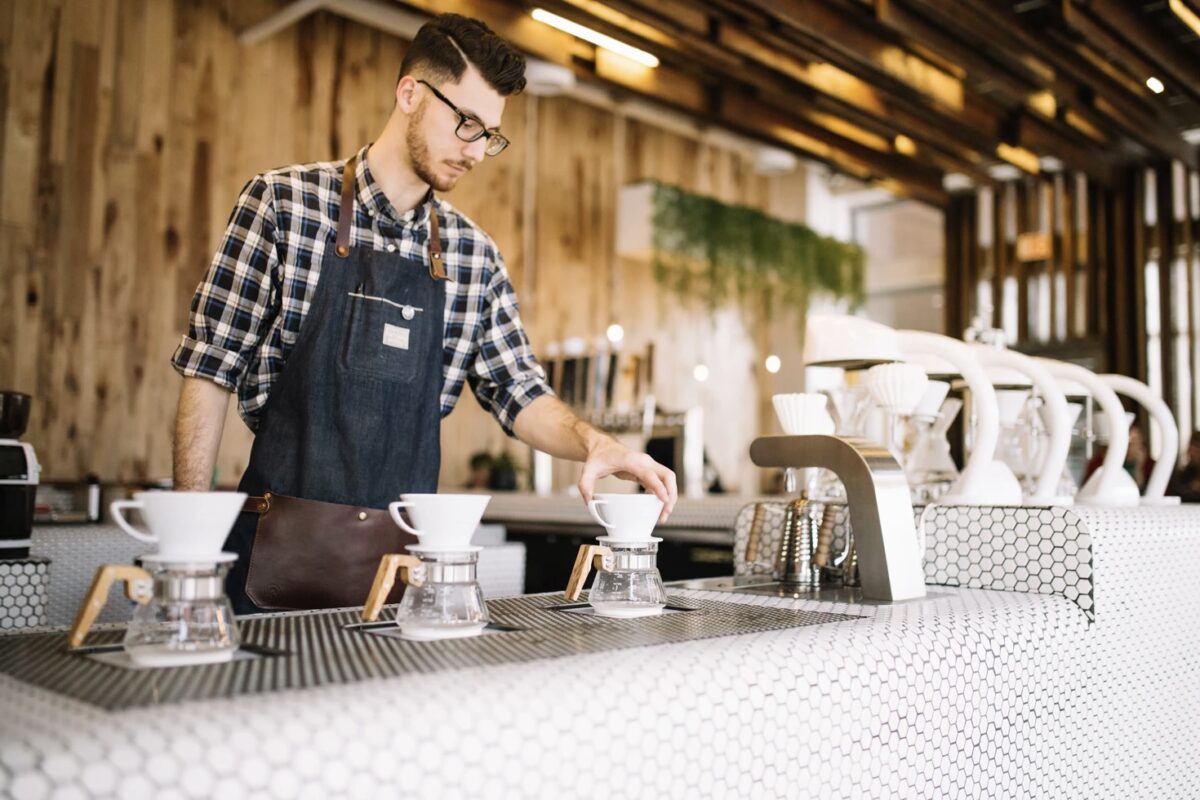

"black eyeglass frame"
[417, 79, 509, 156]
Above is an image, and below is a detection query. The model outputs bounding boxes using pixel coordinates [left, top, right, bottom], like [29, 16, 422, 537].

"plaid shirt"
[172, 144, 551, 434]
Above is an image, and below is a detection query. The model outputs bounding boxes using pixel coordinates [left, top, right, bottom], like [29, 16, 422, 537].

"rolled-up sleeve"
[468, 253, 553, 435]
[171, 176, 278, 391]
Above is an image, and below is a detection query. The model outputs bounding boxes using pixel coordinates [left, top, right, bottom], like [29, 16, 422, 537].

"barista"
[170, 14, 676, 613]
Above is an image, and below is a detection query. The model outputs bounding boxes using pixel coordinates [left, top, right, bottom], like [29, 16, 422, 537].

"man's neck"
[366, 129, 430, 216]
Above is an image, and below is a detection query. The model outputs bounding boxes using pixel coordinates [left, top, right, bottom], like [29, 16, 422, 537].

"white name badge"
[382, 323, 411, 351]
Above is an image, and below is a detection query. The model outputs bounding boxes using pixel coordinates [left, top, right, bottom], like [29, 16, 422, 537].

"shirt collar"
[355, 144, 435, 228]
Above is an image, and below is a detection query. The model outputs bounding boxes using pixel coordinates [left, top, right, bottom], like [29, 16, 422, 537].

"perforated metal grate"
[0, 594, 860, 710]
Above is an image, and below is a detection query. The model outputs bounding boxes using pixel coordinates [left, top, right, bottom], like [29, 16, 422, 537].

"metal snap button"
[402, 306, 415, 321]
[358, 511, 368, 521]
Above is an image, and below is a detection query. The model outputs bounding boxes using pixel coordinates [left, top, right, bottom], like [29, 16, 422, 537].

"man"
[171, 14, 676, 613]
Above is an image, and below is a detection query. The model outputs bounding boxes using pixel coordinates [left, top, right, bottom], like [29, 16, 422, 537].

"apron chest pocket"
[340, 290, 425, 383]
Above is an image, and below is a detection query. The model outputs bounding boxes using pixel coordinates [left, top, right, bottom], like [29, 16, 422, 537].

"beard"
[406, 101, 471, 193]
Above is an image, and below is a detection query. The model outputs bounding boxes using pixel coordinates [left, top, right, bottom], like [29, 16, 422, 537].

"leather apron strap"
[335, 152, 448, 281]
[427, 204, 447, 280]
[335, 155, 357, 258]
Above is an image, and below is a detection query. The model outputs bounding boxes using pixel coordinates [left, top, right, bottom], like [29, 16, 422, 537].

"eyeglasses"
[417, 79, 509, 157]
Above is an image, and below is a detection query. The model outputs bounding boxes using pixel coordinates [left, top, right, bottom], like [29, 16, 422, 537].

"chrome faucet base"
[750, 434, 927, 602]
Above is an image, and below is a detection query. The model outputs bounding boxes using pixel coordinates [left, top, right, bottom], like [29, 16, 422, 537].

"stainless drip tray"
[79, 643, 286, 671]
[346, 620, 525, 640]
[671, 576, 948, 606]
[548, 602, 697, 616]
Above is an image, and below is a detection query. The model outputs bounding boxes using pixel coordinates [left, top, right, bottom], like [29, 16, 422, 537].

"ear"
[396, 76, 421, 113]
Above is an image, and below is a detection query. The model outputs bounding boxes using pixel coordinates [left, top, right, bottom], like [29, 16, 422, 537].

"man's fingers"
[577, 462, 599, 503]
[632, 463, 670, 509]
[659, 465, 679, 521]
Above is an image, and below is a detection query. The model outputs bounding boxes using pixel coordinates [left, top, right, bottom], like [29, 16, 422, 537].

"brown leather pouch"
[242, 492, 417, 611]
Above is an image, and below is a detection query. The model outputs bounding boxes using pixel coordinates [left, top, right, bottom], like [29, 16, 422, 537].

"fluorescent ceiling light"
[532, 8, 659, 68]
[942, 172, 974, 192]
[1169, 0, 1200, 38]
[988, 163, 1023, 182]
[1038, 156, 1064, 173]
[1146, 76, 1165, 94]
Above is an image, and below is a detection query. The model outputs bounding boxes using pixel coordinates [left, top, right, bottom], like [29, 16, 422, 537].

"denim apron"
[224, 153, 447, 614]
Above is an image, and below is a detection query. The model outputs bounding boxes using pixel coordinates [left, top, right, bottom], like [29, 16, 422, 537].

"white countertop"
[0, 506, 1197, 799]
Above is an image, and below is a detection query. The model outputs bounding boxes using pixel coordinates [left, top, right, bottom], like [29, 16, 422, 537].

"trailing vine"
[649, 182, 865, 317]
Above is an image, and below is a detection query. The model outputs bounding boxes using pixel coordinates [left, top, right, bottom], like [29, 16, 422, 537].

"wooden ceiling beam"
[943, 0, 1194, 165]
[539, 1, 995, 188]
[873, 0, 1038, 106]
[719, 91, 949, 205]
[714, 26, 995, 184]
[735, 0, 1134, 182]
[895, 0, 1196, 167]
[1069, 0, 1200, 106]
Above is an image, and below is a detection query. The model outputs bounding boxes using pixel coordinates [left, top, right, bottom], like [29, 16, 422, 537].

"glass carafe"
[905, 405, 961, 503]
[67, 557, 240, 667]
[125, 558, 240, 666]
[565, 538, 667, 617]
[362, 548, 489, 640]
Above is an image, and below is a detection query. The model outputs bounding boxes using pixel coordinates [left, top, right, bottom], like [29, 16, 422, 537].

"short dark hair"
[399, 14, 526, 96]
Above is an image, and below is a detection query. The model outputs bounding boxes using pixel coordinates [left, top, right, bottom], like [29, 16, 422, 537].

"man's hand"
[512, 395, 678, 523]
[578, 436, 678, 523]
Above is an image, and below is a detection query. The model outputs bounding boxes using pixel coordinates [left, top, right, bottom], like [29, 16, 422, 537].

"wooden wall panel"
[1, 0, 808, 494]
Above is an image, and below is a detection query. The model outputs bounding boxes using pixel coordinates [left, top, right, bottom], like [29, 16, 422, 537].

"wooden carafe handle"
[361, 554, 423, 622]
[67, 564, 153, 649]
[564, 544, 613, 601]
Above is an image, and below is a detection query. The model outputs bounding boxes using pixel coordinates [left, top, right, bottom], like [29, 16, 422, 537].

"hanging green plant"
[649, 182, 865, 316]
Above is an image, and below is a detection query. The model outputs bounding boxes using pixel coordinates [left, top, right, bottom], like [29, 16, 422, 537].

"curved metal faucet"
[750, 434, 927, 602]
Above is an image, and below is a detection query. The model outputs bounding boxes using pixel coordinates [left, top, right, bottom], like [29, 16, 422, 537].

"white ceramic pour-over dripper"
[865, 363, 929, 415]
[1035, 359, 1140, 508]
[865, 363, 928, 466]
[109, 491, 246, 561]
[388, 494, 491, 550]
[772, 393, 836, 436]
[772, 393, 836, 491]
[897, 330, 1023, 506]
[1100, 374, 1181, 506]
[973, 347, 1074, 505]
[587, 494, 664, 542]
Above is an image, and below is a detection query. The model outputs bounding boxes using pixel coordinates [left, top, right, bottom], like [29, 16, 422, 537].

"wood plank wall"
[0, 0, 808, 494]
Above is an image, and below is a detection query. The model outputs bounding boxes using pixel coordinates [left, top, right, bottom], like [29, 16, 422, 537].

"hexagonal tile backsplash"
[0, 559, 48, 630]
[734, 502, 1095, 620]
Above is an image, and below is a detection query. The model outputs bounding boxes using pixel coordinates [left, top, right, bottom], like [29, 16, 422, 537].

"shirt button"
[366, 208, 374, 217]
[387, 244, 397, 253]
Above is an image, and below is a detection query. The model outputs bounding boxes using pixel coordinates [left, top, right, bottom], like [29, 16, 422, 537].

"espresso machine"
[0, 391, 39, 559]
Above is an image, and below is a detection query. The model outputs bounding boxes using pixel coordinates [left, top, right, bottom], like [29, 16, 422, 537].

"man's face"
[405, 65, 505, 192]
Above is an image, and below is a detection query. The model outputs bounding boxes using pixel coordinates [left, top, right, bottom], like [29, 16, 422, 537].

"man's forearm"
[173, 377, 232, 490]
[511, 395, 609, 460]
